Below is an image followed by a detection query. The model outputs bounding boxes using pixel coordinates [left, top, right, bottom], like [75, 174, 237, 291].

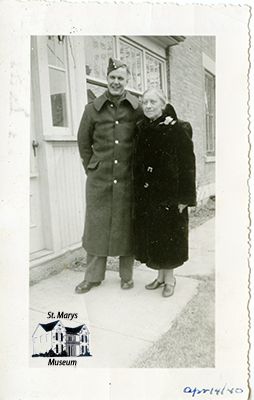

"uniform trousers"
[85, 254, 134, 283]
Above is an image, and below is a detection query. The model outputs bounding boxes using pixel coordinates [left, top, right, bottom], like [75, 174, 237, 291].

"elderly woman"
[134, 88, 196, 297]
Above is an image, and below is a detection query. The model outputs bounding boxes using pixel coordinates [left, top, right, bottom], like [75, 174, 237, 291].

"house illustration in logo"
[32, 320, 91, 357]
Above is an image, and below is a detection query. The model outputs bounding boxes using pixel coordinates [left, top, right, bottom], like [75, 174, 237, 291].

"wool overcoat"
[134, 105, 196, 269]
[77, 90, 142, 256]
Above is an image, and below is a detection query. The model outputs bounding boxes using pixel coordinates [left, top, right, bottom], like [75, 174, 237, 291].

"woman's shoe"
[162, 278, 176, 297]
[145, 279, 164, 290]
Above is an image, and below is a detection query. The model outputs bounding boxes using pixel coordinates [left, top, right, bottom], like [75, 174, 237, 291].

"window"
[61, 345, 64, 353]
[119, 39, 143, 92]
[145, 54, 163, 89]
[36, 35, 80, 139]
[204, 70, 215, 157]
[84, 36, 166, 99]
[85, 36, 114, 81]
[38, 36, 166, 139]
[55, 332, 58, 340]
[47, 36, 70, 128]
[61, 333, 63, 341]
[56, 344, 58, 354]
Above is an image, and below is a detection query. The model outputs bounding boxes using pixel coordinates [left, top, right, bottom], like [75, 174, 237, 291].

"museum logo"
[32, 320, 91, 359]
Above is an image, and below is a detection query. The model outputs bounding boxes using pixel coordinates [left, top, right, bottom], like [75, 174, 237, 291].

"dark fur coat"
[134, 104, 196, 269]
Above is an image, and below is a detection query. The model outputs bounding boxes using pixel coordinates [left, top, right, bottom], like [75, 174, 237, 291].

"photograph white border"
[0, 1, 251, 399]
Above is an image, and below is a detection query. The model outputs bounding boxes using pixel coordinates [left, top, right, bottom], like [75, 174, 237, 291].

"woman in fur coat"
[134, 88, 196, 297]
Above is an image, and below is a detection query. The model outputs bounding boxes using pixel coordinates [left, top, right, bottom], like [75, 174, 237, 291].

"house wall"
[168, 36, 215, 202]
[33, 326, 51, 355]
[48, 142, 85, 250]
[80, 327, 90, 354]
[51, 325, 66, 354]
[30, 36, 86, 269]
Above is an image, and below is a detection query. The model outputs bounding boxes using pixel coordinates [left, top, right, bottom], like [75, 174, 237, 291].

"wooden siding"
[51, 142, 85, 249]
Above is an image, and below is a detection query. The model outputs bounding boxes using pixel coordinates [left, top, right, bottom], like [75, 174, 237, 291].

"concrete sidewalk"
[30, 218, 215, 367]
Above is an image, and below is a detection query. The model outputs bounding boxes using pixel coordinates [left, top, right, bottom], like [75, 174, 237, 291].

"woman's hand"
[178, 204, 188, 213]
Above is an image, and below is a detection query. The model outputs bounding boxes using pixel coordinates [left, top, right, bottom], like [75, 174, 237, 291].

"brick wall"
[167, 36, 215, 199]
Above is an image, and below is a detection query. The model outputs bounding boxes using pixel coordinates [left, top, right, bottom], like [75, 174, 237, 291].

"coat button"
[144, 182, 149, 188]
[114, 160, 118, 164]
[115, 120, 119, 125]
[115, 140, 119, 144]
[110, 104, 114, 107]
[113, 179, 118, 184]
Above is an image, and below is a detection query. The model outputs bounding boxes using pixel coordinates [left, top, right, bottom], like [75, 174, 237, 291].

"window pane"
[84, 36, 114, 81]
[47, 36, 69, 128]
[47, 36, 65, 68]
[206, 115, 213, 153]
[119, 40, 143, 92]
[146, 54, 163, 89]
[49, 68, 68, 127]
[205, 74, 214, 112]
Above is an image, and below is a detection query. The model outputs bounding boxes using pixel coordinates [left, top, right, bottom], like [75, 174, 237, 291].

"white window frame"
[144, 49, 167, 92]
[37, 36, 168, 141]
[84, 36, 115, 84]
[84, 36, 167, 99]
[37, 36, 78, 141]
[118, 36, 167, 94]
[203, 53, 216, 163]
[117, 36, 145, 95]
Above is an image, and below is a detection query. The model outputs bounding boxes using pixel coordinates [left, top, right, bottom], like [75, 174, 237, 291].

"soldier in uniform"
[75, 57, 142, 294]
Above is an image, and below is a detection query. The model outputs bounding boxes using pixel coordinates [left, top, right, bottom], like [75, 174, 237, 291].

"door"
[30, 89, 45, 255]
[67, 345, 76, 356]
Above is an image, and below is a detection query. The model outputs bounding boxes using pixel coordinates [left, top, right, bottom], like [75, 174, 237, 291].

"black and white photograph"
[29, 34, 216, 368]
[0, 2, 251, 399]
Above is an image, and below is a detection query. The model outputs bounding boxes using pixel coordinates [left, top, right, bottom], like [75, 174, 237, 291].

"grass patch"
[132, 275, 215, 368]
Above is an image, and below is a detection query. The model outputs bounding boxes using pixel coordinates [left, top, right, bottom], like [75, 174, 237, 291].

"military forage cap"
[107, 57, 129, 75]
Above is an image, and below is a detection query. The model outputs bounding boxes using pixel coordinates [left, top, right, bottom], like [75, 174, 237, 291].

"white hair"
[142, 88, 167, 108]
